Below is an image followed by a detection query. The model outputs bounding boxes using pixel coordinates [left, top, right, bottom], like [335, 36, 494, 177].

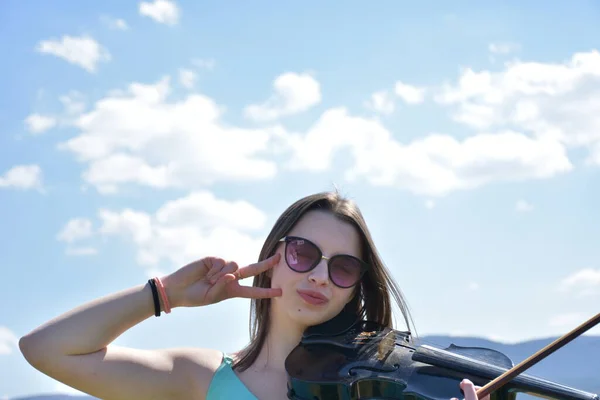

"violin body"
[285, 312, 599, 400]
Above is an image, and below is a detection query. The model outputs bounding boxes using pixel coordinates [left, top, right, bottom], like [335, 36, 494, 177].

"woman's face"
[270, 210, 363, 328]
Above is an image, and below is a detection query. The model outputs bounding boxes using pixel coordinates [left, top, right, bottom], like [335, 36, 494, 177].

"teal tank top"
[206, 353, 258, 399]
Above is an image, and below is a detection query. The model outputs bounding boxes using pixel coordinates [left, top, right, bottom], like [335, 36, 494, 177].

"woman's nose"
[308, 258, 329, 285]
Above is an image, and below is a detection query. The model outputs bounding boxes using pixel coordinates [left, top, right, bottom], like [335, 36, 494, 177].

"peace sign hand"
[161, 253, 282, 308]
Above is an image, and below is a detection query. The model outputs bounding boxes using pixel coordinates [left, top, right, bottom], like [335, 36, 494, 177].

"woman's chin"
[288, 306, 339, 328]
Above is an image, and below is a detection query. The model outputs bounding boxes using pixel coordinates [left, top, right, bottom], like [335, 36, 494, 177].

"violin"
[285, 310, 600, 400]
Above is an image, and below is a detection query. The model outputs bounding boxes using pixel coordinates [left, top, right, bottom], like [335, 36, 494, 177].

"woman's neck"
[251, 312, 306, 373]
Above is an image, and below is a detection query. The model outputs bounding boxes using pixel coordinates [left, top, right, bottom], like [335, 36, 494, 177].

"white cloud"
[559, 268, 600, 297]
[192, 58, 216, 70]
[364, 90, 395, 114]
[434, 50, 600, 164]
[59, 76, 279, 194]
[81, 154, 174, 194]
[57, 218, 94, 243]
[548, 312, 589, 328]
[244, 72, 321, 121]
[587, 142, 600, 165]
[515, 199, 533, 212]
[35, 35, 111, 73]
[59, 91, 86, 115]
[100, 15, 129, 30]
[424, 199, 435, 209]
[100, 209, 153, 244]
[24, 114, 57, 134]
[280, 107, 571, 196]
[139, 0, 180, 25]
[364, 81, 424, 113]
[0, 327, 18, 355]
[25, 93, 85, 135]
[395, 81, 426, 104]
[98, 190, 266, 272]
[58, 219, 97, 255]
[56, 52, 600, 197]
[179, 68, 196, 89]
[154, 191, 267, 230]
[0, 165, 43, 190]
[488, 42, 521, 55]
[547, 312, 600, 336]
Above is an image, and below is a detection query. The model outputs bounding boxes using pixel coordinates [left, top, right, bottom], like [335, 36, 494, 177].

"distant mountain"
[12, 335, 599, 399]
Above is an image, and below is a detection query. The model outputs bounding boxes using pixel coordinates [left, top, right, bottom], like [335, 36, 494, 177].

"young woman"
[19, 191, 487, 400]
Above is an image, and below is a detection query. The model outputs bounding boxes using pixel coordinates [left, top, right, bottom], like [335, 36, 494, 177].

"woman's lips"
[297, 289, 329, 305]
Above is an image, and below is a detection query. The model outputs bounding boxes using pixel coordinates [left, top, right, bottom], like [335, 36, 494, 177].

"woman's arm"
[19, 255, 281, 400]
[19, 281, 219, 400]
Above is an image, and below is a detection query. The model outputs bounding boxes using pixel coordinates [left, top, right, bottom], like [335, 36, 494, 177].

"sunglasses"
[278, 236, 368, 288]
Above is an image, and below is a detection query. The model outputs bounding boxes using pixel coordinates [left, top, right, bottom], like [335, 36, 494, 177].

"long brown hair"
[233, 190, 415, 371]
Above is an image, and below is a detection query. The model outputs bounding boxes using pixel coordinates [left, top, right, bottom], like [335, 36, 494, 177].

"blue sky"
[2, 0, 600, 397]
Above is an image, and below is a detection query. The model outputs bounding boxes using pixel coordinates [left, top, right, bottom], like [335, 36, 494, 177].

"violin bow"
[476, 312, 600, 399]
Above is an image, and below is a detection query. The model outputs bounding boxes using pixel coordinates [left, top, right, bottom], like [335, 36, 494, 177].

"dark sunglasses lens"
[286, 238, 319, 272]
[329, 256, 364, 287]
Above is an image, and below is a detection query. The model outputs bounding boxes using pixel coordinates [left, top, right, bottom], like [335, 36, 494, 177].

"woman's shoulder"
[163, 347, 225, 399]
[179, 347, 225, 369]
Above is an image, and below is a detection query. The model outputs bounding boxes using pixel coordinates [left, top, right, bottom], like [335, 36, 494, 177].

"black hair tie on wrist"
[148, 279, 161, 317]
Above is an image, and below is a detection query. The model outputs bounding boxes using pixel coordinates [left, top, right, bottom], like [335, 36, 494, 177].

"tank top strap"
[206, 352, 258, 399]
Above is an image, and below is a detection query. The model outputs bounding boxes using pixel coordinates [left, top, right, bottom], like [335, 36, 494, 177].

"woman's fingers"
[452, 379, 488, 400]
[209, 272, 237, 298]
[206, 253, 280, 284]
[202, 253, 283, 302]
[232, 284, 283, 299]
[235, 253, 281, 280]
[204, 258, 226, 281]
[207, 261, 238, 284]
[461, 379, 477, 400]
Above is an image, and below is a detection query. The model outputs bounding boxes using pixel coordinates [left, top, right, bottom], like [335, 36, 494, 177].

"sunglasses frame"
[278, 235, 368, 288]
